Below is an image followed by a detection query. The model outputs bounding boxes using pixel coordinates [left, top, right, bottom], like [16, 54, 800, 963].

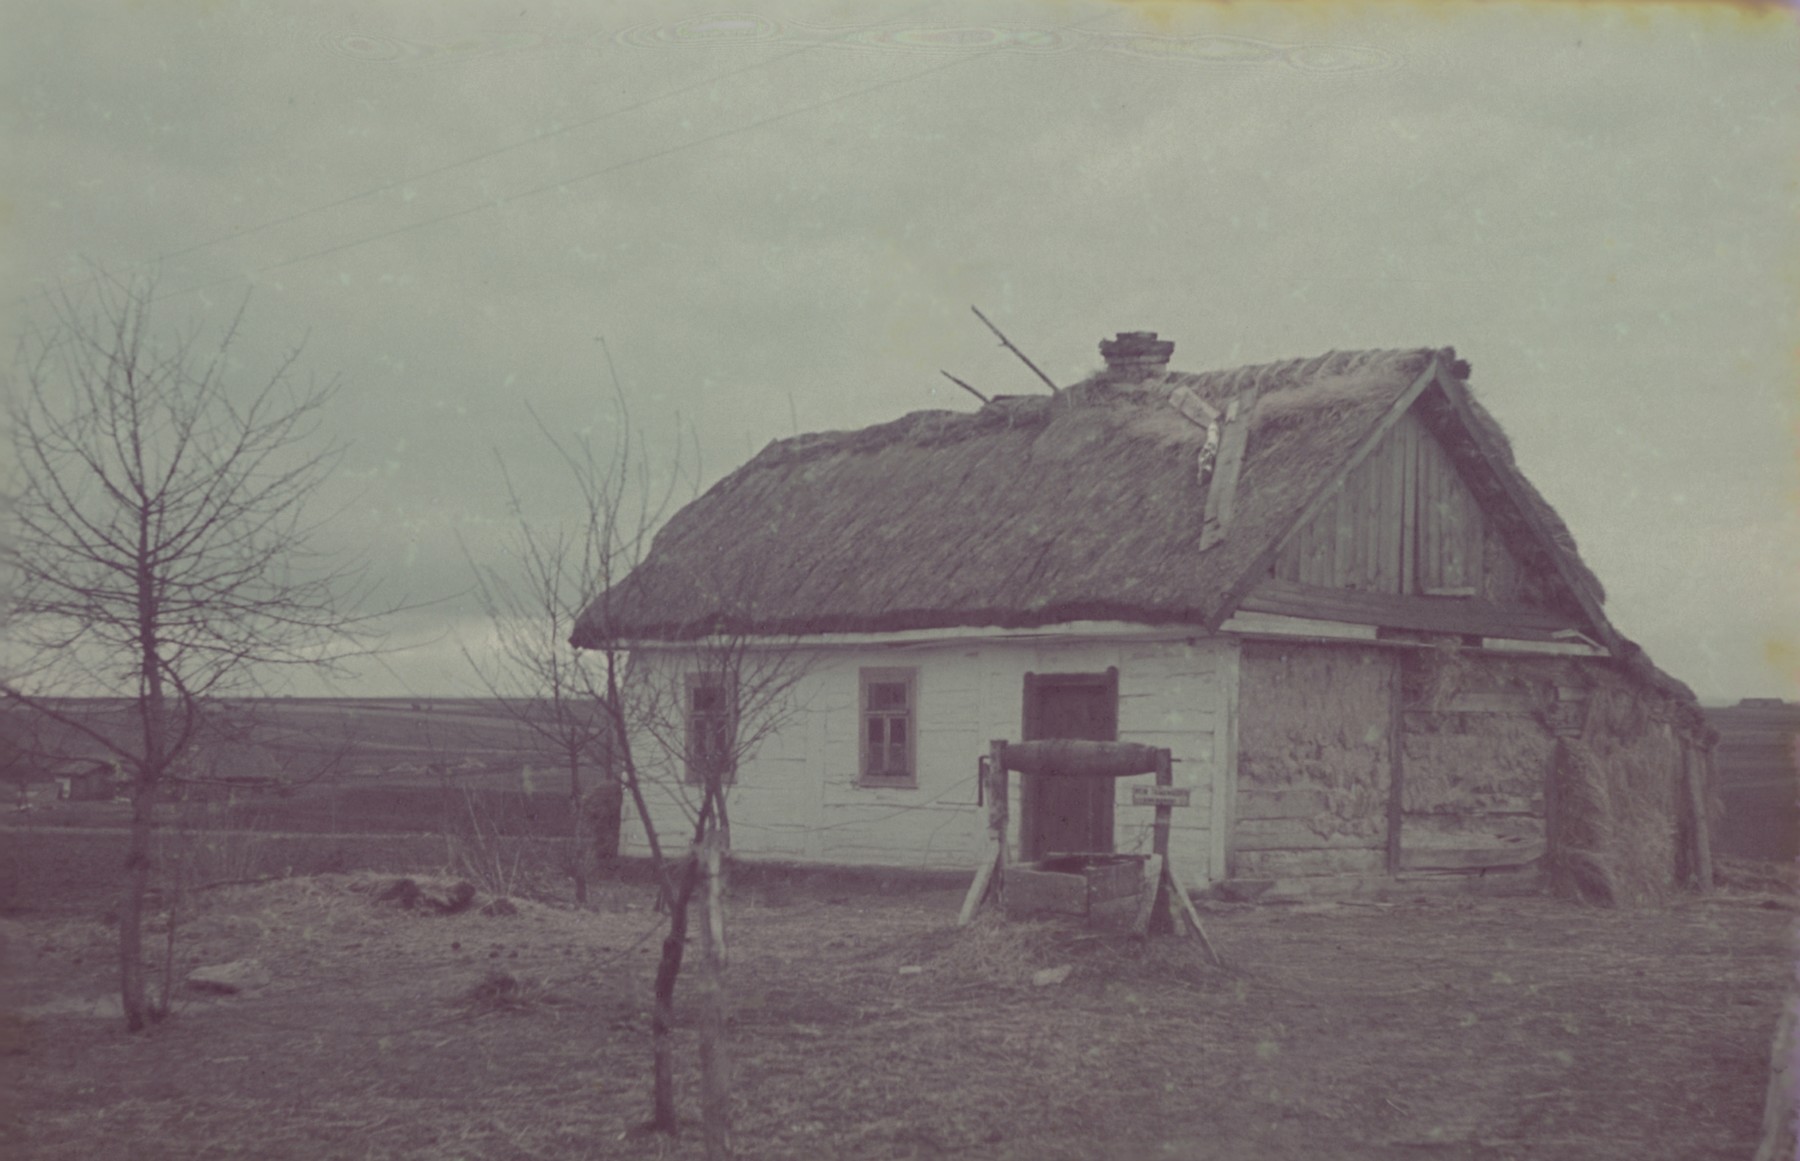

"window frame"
[857, 667, 918, 789]
[684, 672, 737, 787]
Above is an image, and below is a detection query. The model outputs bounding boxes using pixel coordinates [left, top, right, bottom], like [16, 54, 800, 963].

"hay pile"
[1547, 684, 1687, 906]
[1395, 644, 1709, 905]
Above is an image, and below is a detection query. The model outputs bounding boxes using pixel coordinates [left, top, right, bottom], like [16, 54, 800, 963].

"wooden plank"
[1310, 494, 1336, 585]
[1232, 847, 1387, 877]
[1006, 867, 1088, 916]
[1237, 579, 1581, 638]
[1334, 476, 1355, 589]
[1401, 814, 1546, 843]
[1275, 536, 1301, 582]
[1232, 821, 1385, 852]
[1388, 658, 1404, 874]
[1085, 857, 1148, 904]
[1211, 637, 1240, 883]
[1132, 853, 1164, 936]
[1464, 479, 1486, 589]
[1401, 796, 1543, 818]
[1399, 840, 1545, 871]
[1199, 390, 1256, 551]
[1418, 428, 1438, 592]
[1400, 412, 1419, 595]
[958, 832, 1001, 926]
[1432, 691, 1537, 715]
[1359, 460, 1379, 588]
[1378, 431, 1403, 592]
[1236, 788, 1331, 820]
[1165, 856, 1224, 966]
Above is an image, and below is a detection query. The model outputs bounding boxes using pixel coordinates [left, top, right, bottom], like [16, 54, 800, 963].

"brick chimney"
[1099, 331, 1174, 376]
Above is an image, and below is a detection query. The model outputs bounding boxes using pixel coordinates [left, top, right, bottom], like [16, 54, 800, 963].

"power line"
[156, 6, 942, 265]
[154, 7, 1118, 305]
[10, 5, 937, 312]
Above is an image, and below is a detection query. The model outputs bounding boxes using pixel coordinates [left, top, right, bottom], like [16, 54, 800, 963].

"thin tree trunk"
[649, 853, 702, 1134]
[607, 659, 671, 908]
[127, 538, 166, 1033]
[567, 750, 588, 905]
[119, 774, 156, 1031]
[696, 831, 732, 1160]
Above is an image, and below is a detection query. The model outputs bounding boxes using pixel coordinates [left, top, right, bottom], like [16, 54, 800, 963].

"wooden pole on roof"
[940, 370, 990, 405]
[971, 306, 1060, 396]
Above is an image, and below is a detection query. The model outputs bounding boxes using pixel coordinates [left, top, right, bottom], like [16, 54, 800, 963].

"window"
[686, 676, 734, 786]
[859, 668, 917, 787]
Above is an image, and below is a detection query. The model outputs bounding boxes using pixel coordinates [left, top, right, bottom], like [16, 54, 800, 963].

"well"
[1005, 853, 1148, 930]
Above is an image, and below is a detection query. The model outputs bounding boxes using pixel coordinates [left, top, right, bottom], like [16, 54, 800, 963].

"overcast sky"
[4, 1, 1797, 703]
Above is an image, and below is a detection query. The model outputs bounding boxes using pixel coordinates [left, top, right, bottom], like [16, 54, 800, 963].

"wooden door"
[1021, 669, 1118, 860]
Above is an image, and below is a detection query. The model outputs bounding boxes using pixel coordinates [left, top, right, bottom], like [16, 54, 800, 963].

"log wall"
[1233, 642, 1395, 880]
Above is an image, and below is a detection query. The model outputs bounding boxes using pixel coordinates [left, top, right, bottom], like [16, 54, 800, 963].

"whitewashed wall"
[618, 633, 1237, 882]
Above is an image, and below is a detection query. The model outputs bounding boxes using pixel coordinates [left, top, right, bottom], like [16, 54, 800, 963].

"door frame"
[1019, 667, 1119, 861]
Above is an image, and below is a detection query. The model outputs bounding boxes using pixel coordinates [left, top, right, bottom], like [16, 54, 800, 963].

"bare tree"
[0, 271, 384, 1031]
[457, 404, 657, 905]
[522, 356, 808, 1155]
[627, 620, 810, 1160]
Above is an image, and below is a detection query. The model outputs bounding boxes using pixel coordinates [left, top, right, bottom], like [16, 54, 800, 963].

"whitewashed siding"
[616, 635, 1233, 881]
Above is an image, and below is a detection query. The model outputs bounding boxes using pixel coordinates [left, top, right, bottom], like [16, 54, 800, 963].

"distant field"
[10, 698, 580, 780]
[15, 778, 587, 839]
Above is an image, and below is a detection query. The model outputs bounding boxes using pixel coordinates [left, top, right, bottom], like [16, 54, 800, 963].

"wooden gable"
[1242, 397, 1595, 641]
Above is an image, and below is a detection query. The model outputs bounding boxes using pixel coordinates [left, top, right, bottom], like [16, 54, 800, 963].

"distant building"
[57, 761, 127, 802]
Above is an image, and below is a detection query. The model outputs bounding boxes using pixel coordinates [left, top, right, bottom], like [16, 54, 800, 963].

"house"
[573, 334, 1715, 902]
[57, 760, 127, 802]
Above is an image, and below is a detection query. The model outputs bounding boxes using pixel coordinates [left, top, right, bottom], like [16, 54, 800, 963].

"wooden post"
[1199, 390, 1257, 551]
[1131, 853, 1164, 936]
[1387, 659, 1405, 874]
[1544, 738, 1565, 893]
[1146, 748, 1175, 936]
[957, 741, 1010, 926]
[1165, 857, 1224, 967]
[695, 832, 731, 1159]
[1753, 996, 1798, 1161]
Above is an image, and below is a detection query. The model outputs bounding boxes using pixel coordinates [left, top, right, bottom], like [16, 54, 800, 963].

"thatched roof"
[573, 345, 1618, 648]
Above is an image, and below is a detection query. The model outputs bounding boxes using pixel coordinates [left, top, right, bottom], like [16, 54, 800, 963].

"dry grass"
[6, 864, 1790, 1161]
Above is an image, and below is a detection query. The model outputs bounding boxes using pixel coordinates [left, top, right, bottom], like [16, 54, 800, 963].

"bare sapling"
[0, 270, 395, 1031]
[460, 404, 649, 905]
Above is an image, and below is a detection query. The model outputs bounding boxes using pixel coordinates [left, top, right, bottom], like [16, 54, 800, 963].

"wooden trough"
[1005, 852, 1149, 931]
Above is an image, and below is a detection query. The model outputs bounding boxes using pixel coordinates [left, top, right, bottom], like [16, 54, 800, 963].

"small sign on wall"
[1131, 786, 1191, 808]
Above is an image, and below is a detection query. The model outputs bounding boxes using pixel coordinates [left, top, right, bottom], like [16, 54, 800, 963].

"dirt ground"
[1, 864, 1792, 1161]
